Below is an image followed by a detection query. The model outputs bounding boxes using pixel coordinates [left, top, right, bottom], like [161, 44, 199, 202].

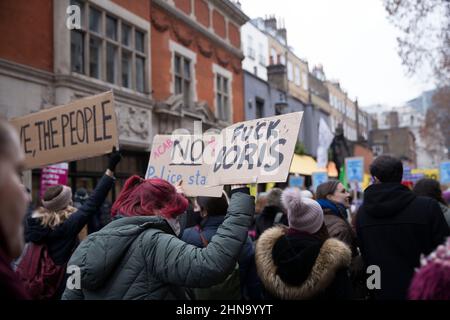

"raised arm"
[145, 187, 254, 288]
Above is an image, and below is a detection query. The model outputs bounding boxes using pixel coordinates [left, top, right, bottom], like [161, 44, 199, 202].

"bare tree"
[384, 0, 450, 84]
[384, 0, 450, 158]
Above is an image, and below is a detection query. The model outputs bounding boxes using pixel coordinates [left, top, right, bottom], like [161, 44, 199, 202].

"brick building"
[0, 0, 248, 201]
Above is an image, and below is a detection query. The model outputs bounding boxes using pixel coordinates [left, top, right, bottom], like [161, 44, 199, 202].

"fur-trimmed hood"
[255, 226, 352, 299]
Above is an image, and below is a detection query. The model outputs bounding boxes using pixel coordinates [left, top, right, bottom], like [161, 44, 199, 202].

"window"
[121, 50, 132, 88]
[216, 74, 230, 122]
[70, 2, 147, 92]
[279, 54, 286, 65]
[302, 72, 308, 90]
[270, 48, 277, 65]
[106, 16, 117, 40]
[174, 54, 191, 107]
[71, 29, 84, 74]
[294, 66, 301, 86]
[287, 61, 293, 81]
[89, 7, 101, 34]
[122, 24, 131, 47]
[258, 43, 265, 66]
[89, 37, 101, 78]
[247, 35, 255, 59]
[255, 98, 264, 119]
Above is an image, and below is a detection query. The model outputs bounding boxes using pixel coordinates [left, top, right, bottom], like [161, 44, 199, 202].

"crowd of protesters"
[1, 118, 449, 300]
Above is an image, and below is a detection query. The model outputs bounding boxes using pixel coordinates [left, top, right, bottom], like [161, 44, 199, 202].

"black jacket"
[356, 183, 450, 300]
[255, 227, 353, 299]
[25, 174, 115, 265]
[255, 206, 287, 239]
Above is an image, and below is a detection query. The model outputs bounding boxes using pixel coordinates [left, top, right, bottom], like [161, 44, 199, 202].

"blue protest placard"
[345, 157, 364, 183]
[312, 172, 328, 192]
[440, 161, 450, 184]
[289, 175, 304, 189]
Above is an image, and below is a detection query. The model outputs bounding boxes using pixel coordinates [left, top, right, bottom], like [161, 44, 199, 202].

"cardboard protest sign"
[345, 157, 364, 183]
[440, 161, 450, 184]
[145, 134, 223, 197]
[209, 112, 303, 185]
[40, 163, 69, 198]
[10, 92, 118, 169]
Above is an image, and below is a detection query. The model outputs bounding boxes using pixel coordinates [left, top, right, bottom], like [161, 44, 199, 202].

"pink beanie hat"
[282, 187, 324, 234]
[409, 237, 450, 300]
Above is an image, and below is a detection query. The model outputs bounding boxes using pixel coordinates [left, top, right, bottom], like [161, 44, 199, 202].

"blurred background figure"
[316, 180, 357, 256]
[182, 192, 261, 300]
[255, 188, 287, 239]
[413, 178, 450, 227]
[248, 192, 267, 241]
[74, 187, 112, 235]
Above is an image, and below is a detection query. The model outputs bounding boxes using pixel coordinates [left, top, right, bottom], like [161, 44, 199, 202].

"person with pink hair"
[409, 237, 450, 300]
[62, 176, 254, 300]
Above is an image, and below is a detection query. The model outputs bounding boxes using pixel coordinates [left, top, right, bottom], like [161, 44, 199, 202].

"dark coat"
[356, 183, 450, 300]
[255, 226, 353, 300]
[182, 215, 262, 300]
[0, 247, 30, 299]
[255, 205, 287, 239]
[25, 174, 115, 265]
[62, 190, 254, 300]
[318, 199, 358, 256]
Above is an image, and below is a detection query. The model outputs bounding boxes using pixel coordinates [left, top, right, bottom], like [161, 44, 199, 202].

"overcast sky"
[240, 0, 434, 107]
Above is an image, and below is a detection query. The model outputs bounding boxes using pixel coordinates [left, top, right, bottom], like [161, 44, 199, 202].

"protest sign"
[345, 157, 364, 183]
[209, 112, 303, 185]
[10, 92, 118, 169]
[289, 175, 305, 189]
[312, 171, 328, 192]
[439, 161, 450, 184]
[40, 163, 69, 198]
[146, 134, 223, 197]
[411, 168, 439, 180]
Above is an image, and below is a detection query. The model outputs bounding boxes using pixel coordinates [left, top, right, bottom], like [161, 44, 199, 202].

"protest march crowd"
[1, 114, 450, 301]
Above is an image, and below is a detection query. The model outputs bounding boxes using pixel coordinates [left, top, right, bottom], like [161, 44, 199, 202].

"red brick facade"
[0, 0, 245, 123]
[212, 9, 226, 39]
[151, 2, 244, 123]
[174, 0, 191, 16]
[0, 0, 53, 72]
[195, 0, 210, 28]
[228, 22, 240, 49]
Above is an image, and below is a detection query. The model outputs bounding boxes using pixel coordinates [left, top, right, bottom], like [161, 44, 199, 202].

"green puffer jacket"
[62, 191, 254, 300]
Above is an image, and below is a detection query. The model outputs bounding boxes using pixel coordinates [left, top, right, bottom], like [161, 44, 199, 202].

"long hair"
[413, 178, 446, 206]
[32, 206, 78, 229]
[111, 176, 189, 219]
[33, 184, 77, 229]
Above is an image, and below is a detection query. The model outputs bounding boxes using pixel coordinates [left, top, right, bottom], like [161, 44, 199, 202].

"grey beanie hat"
[42, 185, 73, 212]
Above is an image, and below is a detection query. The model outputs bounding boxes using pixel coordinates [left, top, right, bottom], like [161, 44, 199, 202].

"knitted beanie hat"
[281, 187, 324, 234]
[42, 185, 73, 212]
[409, 237, 450, 300]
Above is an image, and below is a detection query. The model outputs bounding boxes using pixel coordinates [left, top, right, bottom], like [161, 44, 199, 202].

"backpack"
[193, 226, 241, 300]
[15, 243, 66, 300]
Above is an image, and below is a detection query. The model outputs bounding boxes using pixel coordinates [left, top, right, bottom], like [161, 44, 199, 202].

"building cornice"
[152, 0, 244, 59]
[0, 59, 53, 86]
[54, 74, 154, 110]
